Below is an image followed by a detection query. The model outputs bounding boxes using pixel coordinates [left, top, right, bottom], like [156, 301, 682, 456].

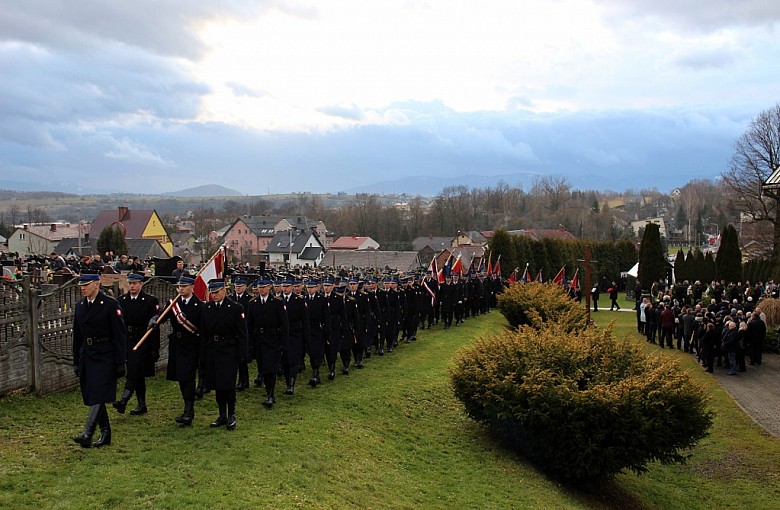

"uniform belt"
[127, 326, 138, 333]
[85, 337, 110, 345]
[173, 331, 197, 339]
[212, 335, 237, 342]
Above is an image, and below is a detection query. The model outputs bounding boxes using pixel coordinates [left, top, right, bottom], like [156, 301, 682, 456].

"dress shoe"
[342, 367, 349, 375]
[112, 400, 127, 414]
[226, 415, 237, 430]
[328, 370, 335, 380]
[129, 404, 147, 416]
[236, 381, 249, 392]
[210, 415, 228, 427]
[253, 377, 263, 387]
[284, 385, 294, 395]
[262, 396, 275, 409]
[73, 433, 93, 448]
[309, 377, 317, 388]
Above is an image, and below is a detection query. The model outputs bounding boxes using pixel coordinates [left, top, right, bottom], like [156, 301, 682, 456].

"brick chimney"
[50, 224, 56, 232]
[23, 224, 28, 230]
[118, 206, 128, 221]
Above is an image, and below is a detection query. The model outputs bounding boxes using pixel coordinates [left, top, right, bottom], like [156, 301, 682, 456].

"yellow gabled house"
[89, 207, 173, 256]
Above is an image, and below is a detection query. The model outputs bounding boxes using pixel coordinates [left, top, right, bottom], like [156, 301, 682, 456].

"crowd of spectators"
[636, 278, 772, 376]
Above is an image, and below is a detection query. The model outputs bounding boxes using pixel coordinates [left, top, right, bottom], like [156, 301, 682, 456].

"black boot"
[112, 388, 132, 414]
[73, 404, 101, 448]
[262, 377, 276, 408]
[226, 414, 237, 430]
[328, 363, 336, 380]
[313, 367, 321, 384]
[176, 400, 195, 426]
[194, 384, 204, 400]
[342, 361, 350, 375]
[210, 415, 228, 427]
[130, 400, 148, 415]
[309, 369, 318, 388]
[93, 405, 111, 448]
[284, 376, 296, 395]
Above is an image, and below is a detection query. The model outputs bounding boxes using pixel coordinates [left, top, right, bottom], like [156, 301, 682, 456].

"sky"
[1, 0, 779, 196]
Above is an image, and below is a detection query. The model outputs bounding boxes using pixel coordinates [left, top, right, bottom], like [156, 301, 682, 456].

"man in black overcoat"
[114, 272, 160, 416]
[246, 277, 288, 408]
[165, 276, 202, 426]
[200, 279, 248, 430]
[72, 273, 127, 448]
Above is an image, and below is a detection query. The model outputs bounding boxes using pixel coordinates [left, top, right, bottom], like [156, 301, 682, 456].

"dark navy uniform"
[343, 284, 363, 372]
[246, 288, 288, 408]
[323, 281, 347, 380]
[280, 288, 309, 394]
[200, 290, 248, 429]
[304, 284, 330, 387]
[165, 286, 203, 425]
[115, 283, 160, 415]
[230, 286, 252, 390]
[72, 276, 127, 448]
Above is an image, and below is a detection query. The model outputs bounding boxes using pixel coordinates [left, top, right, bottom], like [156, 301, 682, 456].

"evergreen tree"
[638, 223, 666, 287]
[674, 249, 686, 282]
[716, 224, 742, 283]
[489, 229, 515, 278]
[703, 251, 717, 284]
[97, 225, 128, 260]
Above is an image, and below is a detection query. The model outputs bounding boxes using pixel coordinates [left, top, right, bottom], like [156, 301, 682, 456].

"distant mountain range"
[1, 173, 644, 198]
[162, 184, 243, 197]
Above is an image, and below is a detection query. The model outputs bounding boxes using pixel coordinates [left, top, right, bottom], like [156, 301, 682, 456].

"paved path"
[710, 352, 780, 438]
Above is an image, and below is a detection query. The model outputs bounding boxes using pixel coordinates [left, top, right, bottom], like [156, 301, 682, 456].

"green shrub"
[497, 282, 587, 331]
[450, 324, 714, 482]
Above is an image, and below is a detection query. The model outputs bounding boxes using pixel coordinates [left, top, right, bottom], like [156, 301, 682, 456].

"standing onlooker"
[608, 282, 620, 311]
[71, 274, 127, 448]
[591, 285, 600, 312]
[747, 312, 767, 366]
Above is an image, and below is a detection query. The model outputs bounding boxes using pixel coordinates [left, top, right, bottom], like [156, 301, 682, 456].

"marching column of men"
[72, 269, 503, 445]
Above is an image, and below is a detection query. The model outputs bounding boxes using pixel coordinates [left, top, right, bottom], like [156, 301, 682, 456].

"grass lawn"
[2, 309, 780, 509]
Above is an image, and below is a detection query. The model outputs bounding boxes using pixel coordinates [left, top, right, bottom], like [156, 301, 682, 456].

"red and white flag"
[193, 245, 226, 301]
[552, 266, 565, 286]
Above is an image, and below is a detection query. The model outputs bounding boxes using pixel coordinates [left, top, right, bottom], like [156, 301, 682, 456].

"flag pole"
[133, 244, 224, 351]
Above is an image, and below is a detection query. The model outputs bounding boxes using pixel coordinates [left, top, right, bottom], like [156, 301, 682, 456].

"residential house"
[265, 229, 325, 268]
[8, 223, 82, 257]
[329, 236, 380, 250]
[223, 215, 330, 263]
[629, 217, 668, 239]
[90, 207, 173, 256]
[321, 250, 421, 272]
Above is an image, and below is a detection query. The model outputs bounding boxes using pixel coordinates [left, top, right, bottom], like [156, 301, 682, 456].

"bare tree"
[722, 102, 780, 259]
[531, 175, 571, 212]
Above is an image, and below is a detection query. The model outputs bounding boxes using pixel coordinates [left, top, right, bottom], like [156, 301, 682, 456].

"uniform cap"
[127, 272, 145, 283]
[175, 276, 195, 286]
[77, 273, 100, 285]
[207, 279, 225, 291]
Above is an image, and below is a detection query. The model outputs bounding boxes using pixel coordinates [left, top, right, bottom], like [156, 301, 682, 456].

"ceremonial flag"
[451, 253, 463, 276]
[535, 269, 543, 283]
[570, 268, 580, 291]
[193, 244, 226, 301]
[465, 256, 475, 278]
[486, 253, 493, 275]
[477, 254, 485, 274]
[521, 264, 530, 283]
[439, 253, 452, 282]
[427, 254, 438, 278]
[552, 266, 566, 286]
[493, 255, 501, 276]
[508, 267, 518, 284]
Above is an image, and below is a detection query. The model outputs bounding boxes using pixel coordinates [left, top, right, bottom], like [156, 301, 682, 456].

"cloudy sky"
[2, 1, 779, 195]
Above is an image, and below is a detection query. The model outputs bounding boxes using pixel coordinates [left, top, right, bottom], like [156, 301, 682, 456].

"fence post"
[25, 277, 42, 393]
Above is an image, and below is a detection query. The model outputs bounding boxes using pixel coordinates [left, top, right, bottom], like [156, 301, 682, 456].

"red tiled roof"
[90, 207, 155, 238]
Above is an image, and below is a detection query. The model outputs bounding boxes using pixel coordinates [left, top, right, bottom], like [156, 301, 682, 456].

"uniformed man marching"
[164, 276, 202, 426]
[113, 272, 160, 416]
[230, 276, 252, 391]
[245, 277, 288, 408]
[72, 273, 127, 448]
[200, 279, 248, 430]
